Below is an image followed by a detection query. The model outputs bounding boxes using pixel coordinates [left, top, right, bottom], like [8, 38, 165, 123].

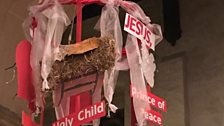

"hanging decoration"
[16, 0, 164, 126]
[48, 37, 115, 89]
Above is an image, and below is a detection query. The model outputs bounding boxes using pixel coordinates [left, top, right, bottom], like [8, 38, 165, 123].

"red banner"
[145, 109, 163, 126]
[130, 85, 167, 112]
[52, 101, 106, 126]
[148, 93, 167, 112]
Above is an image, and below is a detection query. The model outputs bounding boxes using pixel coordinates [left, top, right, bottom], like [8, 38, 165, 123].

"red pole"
[76, 2, 82, 42]
[70, 2, 82, 126]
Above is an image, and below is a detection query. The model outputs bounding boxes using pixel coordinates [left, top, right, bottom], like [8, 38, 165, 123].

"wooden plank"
[60, 37, 100, 56]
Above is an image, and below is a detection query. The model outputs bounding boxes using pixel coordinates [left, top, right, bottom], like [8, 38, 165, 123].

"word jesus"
[124, 13, 155, 50]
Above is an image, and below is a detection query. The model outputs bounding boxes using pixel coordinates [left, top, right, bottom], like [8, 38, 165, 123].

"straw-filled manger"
[47, 36, 116, 89]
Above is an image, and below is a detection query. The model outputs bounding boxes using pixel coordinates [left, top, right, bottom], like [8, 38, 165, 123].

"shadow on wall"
[0, 105, 21, 126]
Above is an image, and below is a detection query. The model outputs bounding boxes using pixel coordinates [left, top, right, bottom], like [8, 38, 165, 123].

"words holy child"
[53, 101, 106, 126]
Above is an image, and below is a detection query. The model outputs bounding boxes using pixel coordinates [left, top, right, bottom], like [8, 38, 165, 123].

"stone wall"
[155, 0, 224, 125]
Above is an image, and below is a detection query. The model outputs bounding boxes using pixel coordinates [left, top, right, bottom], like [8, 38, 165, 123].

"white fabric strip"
[40, 1, 70, 90]
[98, 0, 162, 125]
[27, 0, 70, 112]
[99, 1, 123, 116]
[125, 34, 150, 126]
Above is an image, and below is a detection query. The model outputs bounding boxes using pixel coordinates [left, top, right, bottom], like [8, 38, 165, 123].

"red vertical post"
[76, 2, 82, 42]
[74, 1, 83, 113]
[70, 1, 82, 124]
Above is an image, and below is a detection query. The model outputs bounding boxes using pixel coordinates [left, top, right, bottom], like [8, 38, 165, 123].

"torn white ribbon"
[40, 0, 70, 90]
[98, 0, 123, 116]
[24, 0, 70, 108]
[125, 34, 150, 126]
[123, 2, 162, 125]
[97, 1, 162, 125]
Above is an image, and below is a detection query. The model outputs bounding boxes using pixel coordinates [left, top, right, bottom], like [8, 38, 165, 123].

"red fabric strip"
[16, 40, 35, 103]
[22, 112, 39, 126]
